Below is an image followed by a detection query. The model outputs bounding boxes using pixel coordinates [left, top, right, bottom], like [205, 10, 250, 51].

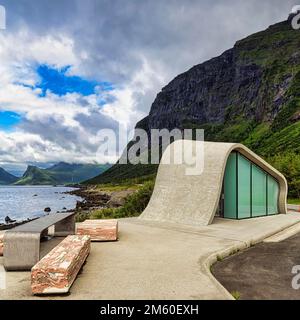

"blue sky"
[0, 64, 114, 131]
[0, 111, 21, 130]
[36, 65, 113, 97]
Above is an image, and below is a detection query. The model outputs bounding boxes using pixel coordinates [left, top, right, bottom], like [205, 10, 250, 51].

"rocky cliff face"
[136, 19, 300, 156]
[87, 18, 300, 185]
[145, 49, 262, 129]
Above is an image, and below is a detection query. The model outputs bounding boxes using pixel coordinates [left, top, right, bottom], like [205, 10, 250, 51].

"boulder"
[44, 207, 51, 213]
[107, 190, 135, 208]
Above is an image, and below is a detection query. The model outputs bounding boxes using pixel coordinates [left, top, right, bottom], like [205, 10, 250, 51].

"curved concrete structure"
[140, 140, 287, 226]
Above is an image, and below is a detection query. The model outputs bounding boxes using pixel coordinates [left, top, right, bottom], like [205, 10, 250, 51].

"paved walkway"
[1, 212, 300, 300]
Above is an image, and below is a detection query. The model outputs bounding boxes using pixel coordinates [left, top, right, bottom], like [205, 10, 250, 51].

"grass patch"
[231, 291, 241, 300]
[75, 211, 91, 223]
[216, 255, 223, 262]
[288, 199, 300, 205]
[95, 184, 140, 192]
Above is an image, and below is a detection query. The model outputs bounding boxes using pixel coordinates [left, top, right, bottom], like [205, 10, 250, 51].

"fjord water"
[0, 186, 82, 223]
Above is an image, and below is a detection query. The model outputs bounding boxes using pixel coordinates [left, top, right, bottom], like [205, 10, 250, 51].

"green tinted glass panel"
[224, 153, 236, 219]
[252, 165, 267, 217]
[267, 175, 279, 215]
[237, 154, 251, 218]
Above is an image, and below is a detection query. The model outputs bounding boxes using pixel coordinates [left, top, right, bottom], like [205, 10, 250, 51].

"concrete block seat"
[3, 212, 76, 271]
[31, 235, 91, 295]
[76, 219, 118, 241]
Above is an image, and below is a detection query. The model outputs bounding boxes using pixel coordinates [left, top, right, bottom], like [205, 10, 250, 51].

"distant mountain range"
[0, 162, 111, 185]
[0, 167, 19, 185]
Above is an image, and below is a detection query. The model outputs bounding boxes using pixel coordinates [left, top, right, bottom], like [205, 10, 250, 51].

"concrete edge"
[201, 242, 248, 300]
[202, 219, 300, 300]
[264, 222, 300, 243]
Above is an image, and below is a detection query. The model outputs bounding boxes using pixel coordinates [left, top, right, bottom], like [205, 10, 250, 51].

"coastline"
[66, 185, 136, 221]
[0, 217, 39, 230]
[0, 184, 135, 229]
[0, 185, 85, 230]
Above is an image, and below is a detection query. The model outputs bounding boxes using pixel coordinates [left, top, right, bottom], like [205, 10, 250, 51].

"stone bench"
[31, 235, 90, 295]
[4, 212, 76, 271]
[76, 219, 118, 241]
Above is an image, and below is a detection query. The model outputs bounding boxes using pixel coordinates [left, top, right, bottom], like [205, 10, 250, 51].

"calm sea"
[0, 186, 82, 223]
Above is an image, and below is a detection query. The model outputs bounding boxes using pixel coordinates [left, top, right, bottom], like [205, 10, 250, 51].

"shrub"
[91, 180, 155, 219]
[267, 152, 300, 198]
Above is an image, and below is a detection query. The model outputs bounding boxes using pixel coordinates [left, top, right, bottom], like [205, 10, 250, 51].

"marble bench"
[76, 219, 118, 241]
[31, 235, 90, 295]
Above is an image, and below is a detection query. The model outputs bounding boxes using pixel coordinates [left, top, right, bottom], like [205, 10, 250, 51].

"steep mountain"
[47, 162, 112, 183]
[15, 166, 56, 185]
[86, 18, 300, 193]
[0, 167, 18, 185]
[14, 163, 111, 185]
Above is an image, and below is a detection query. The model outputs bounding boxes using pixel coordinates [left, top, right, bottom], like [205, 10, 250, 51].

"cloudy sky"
[0, 0, 297, 175]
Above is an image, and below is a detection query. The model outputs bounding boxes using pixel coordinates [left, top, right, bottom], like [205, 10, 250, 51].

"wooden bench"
[4, 212, 76, 271]
[31, 235, 90, 295]
[76, 219, 118, 241]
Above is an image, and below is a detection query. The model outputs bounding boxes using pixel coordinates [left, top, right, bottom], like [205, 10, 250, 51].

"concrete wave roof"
[140, 140, 287, 226]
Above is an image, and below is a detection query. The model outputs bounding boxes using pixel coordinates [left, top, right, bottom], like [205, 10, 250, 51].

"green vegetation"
[84, 19, 300, 199]
[231, 291, 241, 300]
[93, 174, 157, 191]
[216, 255, 223, 262]
[15, 162, 111, 185]
[267, 152, 300, 198]
[0, 167, 18, 185]
[75, 211, 91, 223]
[288, 199, 300, 205]
[84, 163, 158, 185]
[14, 166, 57, 185]
[90, 180, 155, 219]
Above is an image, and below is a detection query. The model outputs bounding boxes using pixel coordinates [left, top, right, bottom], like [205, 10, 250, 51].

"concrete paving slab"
[1, 212, 300, 300]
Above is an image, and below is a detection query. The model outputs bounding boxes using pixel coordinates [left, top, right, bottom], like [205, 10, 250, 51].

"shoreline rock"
[0, 217, 39, 231]
[65, 185, 136, 220]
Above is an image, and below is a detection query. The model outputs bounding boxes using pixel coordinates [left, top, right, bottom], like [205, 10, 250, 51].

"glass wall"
[224, 153, 237, 219]
[267, 175, 279, 215]
[223, 152, 279, 219]
[237, 154, 251, 218]
[252, 165, 267, 217]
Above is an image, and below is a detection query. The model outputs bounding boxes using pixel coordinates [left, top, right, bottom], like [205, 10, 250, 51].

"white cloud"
[0, 29, 123, 166]
[0, 0, 296, 170]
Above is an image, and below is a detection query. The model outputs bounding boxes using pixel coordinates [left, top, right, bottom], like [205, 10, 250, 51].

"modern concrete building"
[140, 140, 287, 226]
